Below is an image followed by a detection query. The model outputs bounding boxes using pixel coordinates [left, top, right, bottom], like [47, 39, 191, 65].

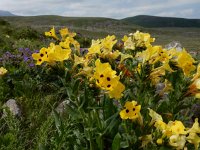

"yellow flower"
[156, 138, 163, 145]
[73, 54, 85, 68]
[148, 108, 163, 126]
[176, 49, 196, 76]
[120, 53, 133, 63]
[48, 45, 71, 62]
[87, 39, 101, 55]
[139, 134, 153, 148]
[101, 35, 117, 52]
[186, 118, 200, 150]
[150, 63, 173, 85]
[93, 59, 125, 99]
[0, 67, 7, 76]
[169, 134, 186, 150]
[150, 66, 165, 85]
[45, 26, 58, 40]
[108, 81, 125, 99]
[123, 36, 135, 50]
[168, 120, 187, 135]
[133, 31, 155, 48]
[136, 63, 142, 74]
[157, 48, 171, 63]
[120, 101, 141, 120]
[136, 45, 159, 64]
[93, 59, 116, 85]
[187, 79, 200, 98]
[123, 31, 155, 50]
[59, 28, 69, 39]
[192, 63, 200, 81]
[187, 118, 200, 134]
[32, 47, 49, 65]
[60, 37, 80, 51]
[155, 120, 167, 131]
[59, 38, 71, 49]
[59, 27, 76, 39]
[122, 35, 128, 42]
[187, 132, 200, 150]
[106, 50, 121, 60]
[71, 39, 80, 51]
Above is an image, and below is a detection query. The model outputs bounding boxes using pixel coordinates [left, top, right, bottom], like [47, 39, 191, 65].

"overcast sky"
[1, 0, 200, 19]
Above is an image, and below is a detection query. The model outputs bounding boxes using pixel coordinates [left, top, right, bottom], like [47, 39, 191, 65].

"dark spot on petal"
[97, 79, 99, 83]
[126, 109, 129, 113]
[107, 77, 111, 81]
[45, 51, 48, 54]
[107, 84, 111, 88]
[40, 54, 44, 57]
[133, 108, 135, 111]
[100, 74, 104, 78]
[39, 59, 42, 62]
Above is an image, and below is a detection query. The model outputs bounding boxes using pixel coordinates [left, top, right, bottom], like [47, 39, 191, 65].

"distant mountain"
[122, 15, 200, 28]
[0, 10, 16, 16]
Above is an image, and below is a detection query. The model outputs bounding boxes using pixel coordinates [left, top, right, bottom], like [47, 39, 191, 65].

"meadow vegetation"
[0, 17, 200, 150]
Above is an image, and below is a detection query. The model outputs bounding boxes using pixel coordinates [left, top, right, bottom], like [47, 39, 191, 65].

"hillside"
[0, 10, 15, 16]
[0, 15, 200, 51]
[122, 15, 200, 28]
[0, 15, 141, 38]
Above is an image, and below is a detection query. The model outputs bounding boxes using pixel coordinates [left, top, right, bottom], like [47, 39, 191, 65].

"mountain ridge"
[1, 10, 200, 28]
[122, 15, 200, 27]
[0, 10, 16, 16]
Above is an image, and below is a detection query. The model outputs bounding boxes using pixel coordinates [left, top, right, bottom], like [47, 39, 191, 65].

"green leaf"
[104, 112, 119, 134]
[73, 78, 81, 95]
[52, 109, 62, 136]
[112, 133, 121, 150]
[120, 141, 129, 148]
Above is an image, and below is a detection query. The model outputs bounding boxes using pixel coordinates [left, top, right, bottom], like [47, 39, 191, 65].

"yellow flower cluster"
[122, 31, 155, 50]
[86, 35, 120, 59]
[93, 59, 125, 99]
[32, 27, 80, 65]
[149, 109, 200, 150]
[31, 27, 200, 149]
[136, 44, 196, 86]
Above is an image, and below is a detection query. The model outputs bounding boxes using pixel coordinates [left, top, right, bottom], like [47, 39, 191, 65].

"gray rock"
[165, 41, 183, 51]
[155, 82, 165, 94]
[3, 99, 21, 117]
[55, 100, 70, 114]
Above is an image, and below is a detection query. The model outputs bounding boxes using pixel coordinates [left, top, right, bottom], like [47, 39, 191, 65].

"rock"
[55, 100, 70, 114]
[3, 99, 21, 117]
[165, 41, 183, 51]
[155, 82, 165, 94]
